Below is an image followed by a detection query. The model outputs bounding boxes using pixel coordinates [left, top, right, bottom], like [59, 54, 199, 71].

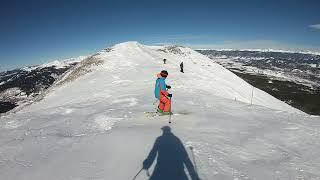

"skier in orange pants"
[154, 70, 172, 113]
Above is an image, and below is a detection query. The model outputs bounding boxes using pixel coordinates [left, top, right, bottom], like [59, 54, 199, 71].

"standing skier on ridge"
[154, 70, 172, 113]
[180, 61, 184, 73]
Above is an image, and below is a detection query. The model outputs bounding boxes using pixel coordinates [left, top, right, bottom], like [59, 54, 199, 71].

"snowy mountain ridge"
[1, 42, 319, 180]
[37, 41, 301, 113]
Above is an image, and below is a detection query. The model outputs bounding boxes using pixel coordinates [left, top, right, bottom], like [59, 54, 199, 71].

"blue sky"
[1, 0, 320, 71]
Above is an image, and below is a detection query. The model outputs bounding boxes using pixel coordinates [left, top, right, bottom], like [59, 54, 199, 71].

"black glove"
[168, 94, 172, 98]
[166, 85, 171, 89]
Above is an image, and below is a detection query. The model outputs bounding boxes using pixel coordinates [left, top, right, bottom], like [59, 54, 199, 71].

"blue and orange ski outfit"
[154, 71, 171, 112]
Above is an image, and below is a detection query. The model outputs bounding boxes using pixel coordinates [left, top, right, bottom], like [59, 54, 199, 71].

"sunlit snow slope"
[1, 42, 319, 180]
[30, 41, 301, 113]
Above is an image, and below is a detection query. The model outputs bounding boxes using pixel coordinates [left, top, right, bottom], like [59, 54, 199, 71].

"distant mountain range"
[0, 56, 86, 113]
[197, 50, 320, 86]
[197, 49, 320, 115]
[198, 48, 320, 56]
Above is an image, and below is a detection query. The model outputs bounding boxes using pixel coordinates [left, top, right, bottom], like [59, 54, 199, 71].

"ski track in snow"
[0, 42, 320, 180]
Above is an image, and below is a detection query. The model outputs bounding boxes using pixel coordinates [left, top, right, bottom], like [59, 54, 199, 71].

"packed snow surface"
[1, 42, 320, 179]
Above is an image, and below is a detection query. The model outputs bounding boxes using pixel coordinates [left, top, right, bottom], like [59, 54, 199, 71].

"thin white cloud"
[182, 40, 320, 53]
[186, 40, 286, 50]
[143, 34, 210, 43]
[148, 34, 320, 53]
[151, 42, 174, 46]
[164, 34, 210, 41]
[309, 24, 320, 30]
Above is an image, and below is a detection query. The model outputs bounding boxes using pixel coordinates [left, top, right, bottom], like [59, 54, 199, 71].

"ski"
[144, 111, 191, 117]
[144, 111, 172, 117]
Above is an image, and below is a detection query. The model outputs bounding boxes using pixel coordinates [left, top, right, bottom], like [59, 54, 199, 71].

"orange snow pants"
[159, 93, 171, 112]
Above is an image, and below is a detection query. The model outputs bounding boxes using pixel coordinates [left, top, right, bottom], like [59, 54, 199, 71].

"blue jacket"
[154, 77, 166, 99]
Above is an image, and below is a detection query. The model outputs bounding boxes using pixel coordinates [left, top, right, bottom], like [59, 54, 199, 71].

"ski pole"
[189, 146, 198, 174]
[169, 96, 172, 123]
[132, 168, 143, 180]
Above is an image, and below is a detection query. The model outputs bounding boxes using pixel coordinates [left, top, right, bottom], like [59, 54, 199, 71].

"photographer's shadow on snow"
[142, 126, 200, 180]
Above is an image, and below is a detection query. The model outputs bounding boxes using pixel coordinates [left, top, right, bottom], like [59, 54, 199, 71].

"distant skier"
[180, 62, 184, 73]
[154, 70, 172, 113]
[163, 58, 167, 64]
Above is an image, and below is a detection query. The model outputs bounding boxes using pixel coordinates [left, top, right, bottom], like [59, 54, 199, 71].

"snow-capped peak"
[39, 56, 87, 69]
[20, 56, 87, 72]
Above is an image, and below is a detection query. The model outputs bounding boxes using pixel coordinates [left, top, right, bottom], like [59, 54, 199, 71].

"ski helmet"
[160, 70, 168, 77]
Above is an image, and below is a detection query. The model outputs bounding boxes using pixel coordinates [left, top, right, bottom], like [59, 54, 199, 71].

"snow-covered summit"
[29, 41, 301, 113]
[84, 41, 299, 113]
